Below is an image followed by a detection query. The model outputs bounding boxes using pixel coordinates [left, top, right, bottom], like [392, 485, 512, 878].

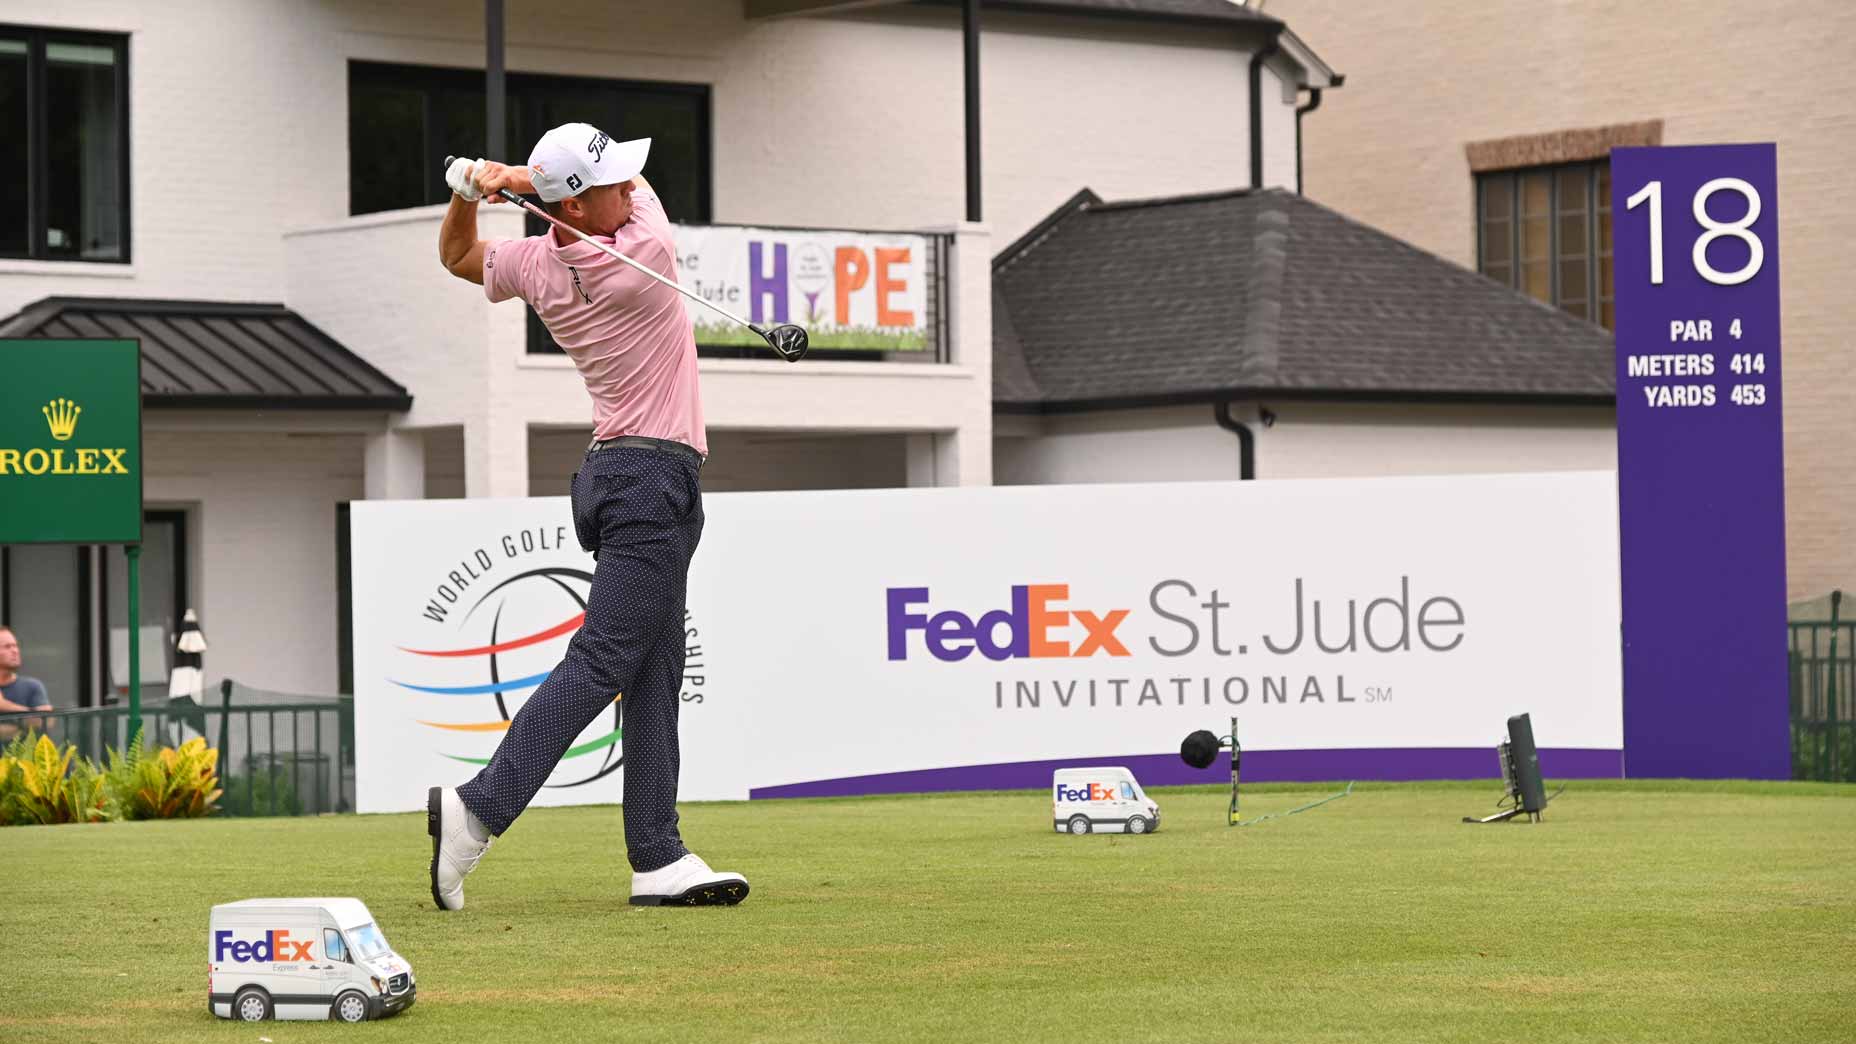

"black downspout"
[1247, 26, 1283, 190]
[1294, 88, 1321, 195]
[1214, 401, 1256, 480]
[963, 0, 981, 222]
[486, 0, 505, 161]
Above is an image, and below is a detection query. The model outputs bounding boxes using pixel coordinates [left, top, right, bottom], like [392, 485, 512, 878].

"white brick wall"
[0, 0, 1292, 320]
[996, 402, 1615, 486]
[0, 0, 1312, 695]
[528, 428, 909, 495]
[0, 0, 344, 317]
[1268, 0, 1856, 600]
[142, 428, 366, 695]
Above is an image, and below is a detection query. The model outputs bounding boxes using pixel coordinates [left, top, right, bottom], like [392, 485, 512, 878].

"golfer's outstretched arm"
[438, 160, 534, 284]
[438, 194, 487, 285]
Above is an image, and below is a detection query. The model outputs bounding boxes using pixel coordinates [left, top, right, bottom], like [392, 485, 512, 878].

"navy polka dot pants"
[458, 446, 703, 874]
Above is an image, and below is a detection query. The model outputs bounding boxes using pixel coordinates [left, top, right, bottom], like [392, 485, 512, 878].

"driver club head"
[751, 323, 809, 363]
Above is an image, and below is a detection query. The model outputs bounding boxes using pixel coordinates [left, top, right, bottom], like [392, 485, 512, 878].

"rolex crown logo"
[42, 398, 81, 441]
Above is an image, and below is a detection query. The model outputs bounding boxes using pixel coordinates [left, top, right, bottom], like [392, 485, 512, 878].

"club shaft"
[495, 187, 757, 332]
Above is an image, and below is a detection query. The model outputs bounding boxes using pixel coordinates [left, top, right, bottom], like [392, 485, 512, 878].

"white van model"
[1052, 767, 1161, 835]
[209, 898, 416, 1023]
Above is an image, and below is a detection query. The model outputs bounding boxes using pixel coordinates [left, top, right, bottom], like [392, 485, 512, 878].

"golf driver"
[444, 156, 809, 362]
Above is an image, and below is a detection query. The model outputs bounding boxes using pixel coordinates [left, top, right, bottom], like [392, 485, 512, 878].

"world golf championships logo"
[394, 565, 624, 788]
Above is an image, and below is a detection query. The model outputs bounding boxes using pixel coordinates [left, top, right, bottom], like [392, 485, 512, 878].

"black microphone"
[1180, 729, 1222, 770]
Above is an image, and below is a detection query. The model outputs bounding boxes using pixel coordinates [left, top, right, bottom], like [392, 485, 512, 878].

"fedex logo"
[886, 585, 1130, 662]
[214, 929, 313, 963]
[1056, 782, 1134, 802]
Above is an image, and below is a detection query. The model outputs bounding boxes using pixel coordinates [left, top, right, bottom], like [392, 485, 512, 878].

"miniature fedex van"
[209, 898, 415, 1023]
[1053, 766, 1161, 835]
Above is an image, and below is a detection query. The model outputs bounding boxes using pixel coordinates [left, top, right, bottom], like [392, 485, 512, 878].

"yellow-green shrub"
[106, 732, 222, 820]
[0, 735, 109, 825]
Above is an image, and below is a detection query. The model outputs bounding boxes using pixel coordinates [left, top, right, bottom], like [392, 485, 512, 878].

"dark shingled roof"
[943, 0, 1277, 25]
[0, 297, 412, 410]
[993, 188, 1616, 410]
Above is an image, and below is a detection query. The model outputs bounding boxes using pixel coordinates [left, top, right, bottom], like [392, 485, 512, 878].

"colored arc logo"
[392, 567, 622, 787]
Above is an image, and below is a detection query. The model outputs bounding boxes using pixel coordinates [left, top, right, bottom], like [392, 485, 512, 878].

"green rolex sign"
[0, 339, 143, 544]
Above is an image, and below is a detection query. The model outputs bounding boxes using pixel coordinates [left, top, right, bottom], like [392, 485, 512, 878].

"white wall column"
[906, 432, 956, 487]
[463, 415, 529, 498]
[905, 429, 988, 488]
[944, 220, 994, 486]
[363, 428, 426, 500]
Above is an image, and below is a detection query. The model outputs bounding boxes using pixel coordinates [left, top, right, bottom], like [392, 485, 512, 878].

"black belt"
[587, 434, 704, 468]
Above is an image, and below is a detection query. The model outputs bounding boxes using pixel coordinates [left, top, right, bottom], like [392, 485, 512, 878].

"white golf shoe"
[629, 853, 750, 907]
[427, 786, 492, 911]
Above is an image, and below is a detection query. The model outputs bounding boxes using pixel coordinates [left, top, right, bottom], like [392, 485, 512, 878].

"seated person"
[0, 626, 52, 741]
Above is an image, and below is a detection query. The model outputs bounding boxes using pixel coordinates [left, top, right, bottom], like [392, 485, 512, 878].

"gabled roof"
[0, 297, 412, 411]
[944, 0, 1278, 26]
[767, 0, 1278, 23]
[769, 3, 1338, 85]
[992, 188, 1616, 410]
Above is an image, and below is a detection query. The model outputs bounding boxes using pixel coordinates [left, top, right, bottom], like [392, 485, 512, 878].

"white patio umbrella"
[165, 610, 209, 743]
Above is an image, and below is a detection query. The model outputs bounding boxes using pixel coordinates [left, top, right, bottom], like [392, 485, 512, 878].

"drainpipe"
[1294, 87, 1321, 195]
[1247, 26, 1283, 190]
[485, 0, 505, 161]
[963, 0, 981, 222]
[1213, 401, 1256, 480]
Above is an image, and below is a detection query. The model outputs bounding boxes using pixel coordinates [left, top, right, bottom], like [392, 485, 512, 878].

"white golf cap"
[526, 123, 649, 203]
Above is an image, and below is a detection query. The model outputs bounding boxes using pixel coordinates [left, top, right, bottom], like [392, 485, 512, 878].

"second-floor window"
[348, 61, 710, 224]
[1477, 161, 1612, 329]
[0, 27, 129, 262]
[349, 61, 711, 355]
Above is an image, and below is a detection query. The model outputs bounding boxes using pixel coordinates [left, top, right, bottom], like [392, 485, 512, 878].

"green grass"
[5, 781, 1855, 1043]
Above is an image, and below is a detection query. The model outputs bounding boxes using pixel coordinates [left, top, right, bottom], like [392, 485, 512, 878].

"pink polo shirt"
[483, 187, 706, 455]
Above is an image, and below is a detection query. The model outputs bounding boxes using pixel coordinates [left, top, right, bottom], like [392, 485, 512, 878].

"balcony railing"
[522, 215, 954, 364]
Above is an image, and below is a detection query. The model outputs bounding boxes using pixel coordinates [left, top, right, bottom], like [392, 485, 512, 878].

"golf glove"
[446, 157, 485, 201]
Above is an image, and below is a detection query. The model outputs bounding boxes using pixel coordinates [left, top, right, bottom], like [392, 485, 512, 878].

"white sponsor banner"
[351, 472, 1621, 813]
[351, 499, 749, 814]
[672, 224, 930, 351]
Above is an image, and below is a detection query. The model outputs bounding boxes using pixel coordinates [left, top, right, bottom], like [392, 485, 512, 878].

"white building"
[0, 0, 1341, 700]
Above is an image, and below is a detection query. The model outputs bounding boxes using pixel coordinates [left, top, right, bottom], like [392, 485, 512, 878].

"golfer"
[427, 124, 747, 909]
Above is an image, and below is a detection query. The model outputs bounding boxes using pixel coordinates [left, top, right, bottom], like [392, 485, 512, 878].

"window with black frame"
[1476, 161, 1614, 330]
[0, 27, 129, 262]
[349, 61, 710, 355]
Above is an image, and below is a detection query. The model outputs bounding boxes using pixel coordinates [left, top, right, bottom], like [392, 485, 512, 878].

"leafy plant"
[1, 734, 109, 825]
[219, 766, 302, 817]
[105, 730, 223, 820]
[0, 758, 16, 827]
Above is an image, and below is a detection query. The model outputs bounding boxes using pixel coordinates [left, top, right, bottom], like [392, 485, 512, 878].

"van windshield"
[348, 922, 392, 960]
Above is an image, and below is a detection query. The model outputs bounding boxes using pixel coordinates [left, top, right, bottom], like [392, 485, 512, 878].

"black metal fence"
[1790, 600, 1854, 782]
[4, 678, 354, 815]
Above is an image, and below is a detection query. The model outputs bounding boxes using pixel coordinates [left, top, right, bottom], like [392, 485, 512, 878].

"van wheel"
[333, 989, 371, 1023]
[1067, 815, 1091, 835]
[1127, 816, 1150, 835]
[233, 986, 272, 1022]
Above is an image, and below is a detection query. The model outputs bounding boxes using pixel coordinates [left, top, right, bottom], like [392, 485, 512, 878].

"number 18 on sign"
[1611, 144, 1788, 779]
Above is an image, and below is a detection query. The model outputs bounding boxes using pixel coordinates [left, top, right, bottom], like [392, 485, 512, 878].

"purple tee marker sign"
[1611, 144, 1789, 779]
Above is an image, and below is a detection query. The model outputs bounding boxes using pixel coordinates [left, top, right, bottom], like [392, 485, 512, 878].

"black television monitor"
[1505, 713, 1548, 815]
[1465, 712, 1552, 823]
